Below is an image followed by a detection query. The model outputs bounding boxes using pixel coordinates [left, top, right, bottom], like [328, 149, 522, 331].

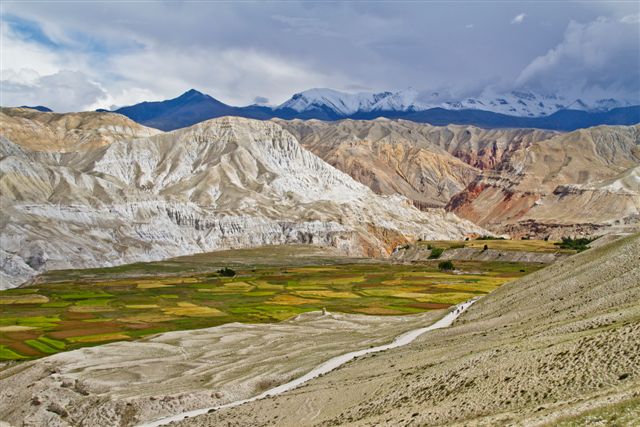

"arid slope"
[0, 112, 483, 288]
[0, 107, 160, 152]
[279, 119, 554, 208]
[448, 125, 640, 237]
[279, 119, 640, 237]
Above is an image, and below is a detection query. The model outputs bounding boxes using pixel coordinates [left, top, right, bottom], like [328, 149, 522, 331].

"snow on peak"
[276, 88, 630, 117]
[278, 88, 434, 115]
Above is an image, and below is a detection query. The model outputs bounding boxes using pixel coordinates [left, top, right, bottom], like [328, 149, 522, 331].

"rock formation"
[0, 110, 484, 288]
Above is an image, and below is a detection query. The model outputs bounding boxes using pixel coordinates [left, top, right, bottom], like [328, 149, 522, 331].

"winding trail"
[137, 299, 477, 427]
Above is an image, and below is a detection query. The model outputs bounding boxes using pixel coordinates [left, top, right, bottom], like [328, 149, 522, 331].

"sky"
[1, 0, 639, 112]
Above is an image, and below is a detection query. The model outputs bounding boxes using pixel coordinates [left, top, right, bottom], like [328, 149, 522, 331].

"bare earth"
[169, 233, 640, 427]
[0, 309, 444, 426]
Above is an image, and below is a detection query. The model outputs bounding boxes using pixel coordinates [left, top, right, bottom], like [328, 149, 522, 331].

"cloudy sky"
[1, 1, 639, 112]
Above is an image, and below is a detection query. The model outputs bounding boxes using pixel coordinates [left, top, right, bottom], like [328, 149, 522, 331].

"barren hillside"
[279, 119, 640, 237]
[0, 108, 161, 152]
[0, 112, 483, 288]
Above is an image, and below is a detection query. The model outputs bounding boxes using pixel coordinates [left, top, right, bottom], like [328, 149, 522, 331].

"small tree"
[438, 260, 454, 271]
[217, 267, 236, 277]
[428, 247, 444, 259]
[483, 244, 489, 251]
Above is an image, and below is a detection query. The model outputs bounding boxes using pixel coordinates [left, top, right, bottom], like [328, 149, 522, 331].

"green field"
[0, 245, 545, 361]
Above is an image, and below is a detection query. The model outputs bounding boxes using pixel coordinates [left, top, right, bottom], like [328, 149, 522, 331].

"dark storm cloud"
[1, 1, 638, 111]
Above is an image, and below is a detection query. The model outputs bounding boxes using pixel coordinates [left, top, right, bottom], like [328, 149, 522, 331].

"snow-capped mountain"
[278, 88, 395, 116]
[110, 89, 639, 131]
[276, 88, 631, 118]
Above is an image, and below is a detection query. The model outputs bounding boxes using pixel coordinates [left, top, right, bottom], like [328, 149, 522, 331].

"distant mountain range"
[15, 89, 639, 131]
[110, 89, 640, 131]
[276, 88, 628, 117]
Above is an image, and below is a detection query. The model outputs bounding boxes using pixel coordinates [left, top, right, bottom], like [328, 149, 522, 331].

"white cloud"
[620, 13, 640, 24]
[516, 17, 640, 102]
[1, 2, 638, 110]
[511, 13, 526, 24]
[1, 70, 107, 111]
[0, 12, 348, 110]
[105, 47, 346, 107]
[0, 24, 61, 76]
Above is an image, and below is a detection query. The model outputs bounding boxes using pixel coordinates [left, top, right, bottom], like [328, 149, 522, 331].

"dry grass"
[266, 295, 321, 305]
[161, 303, 225, 317]
[295, 290, 360, 299]
[0, 295, 49, 304]
[0, 326, 37, 332]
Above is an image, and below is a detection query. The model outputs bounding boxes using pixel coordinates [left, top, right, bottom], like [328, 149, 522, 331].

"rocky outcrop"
[447, 126, 640, 237]
[0, 114, 485, 288]
[278, 119, 556, 210]
[280, 119, 639, 237]
[278, 119, 521, 208]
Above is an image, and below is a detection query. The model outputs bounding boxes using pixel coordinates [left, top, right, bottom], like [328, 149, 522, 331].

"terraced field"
[0, 245, 543, 361]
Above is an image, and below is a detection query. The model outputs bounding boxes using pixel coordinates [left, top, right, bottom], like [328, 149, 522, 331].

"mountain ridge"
[111, 89, 640, 132]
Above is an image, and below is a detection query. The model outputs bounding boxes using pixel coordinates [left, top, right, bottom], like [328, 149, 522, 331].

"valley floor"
[166, 234, 640, 427]
[0, 244, 541, 361]
[1, 237, 636, 426]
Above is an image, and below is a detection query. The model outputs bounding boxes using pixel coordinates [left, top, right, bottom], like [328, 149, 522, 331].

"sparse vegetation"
[477, 235, 506, 240]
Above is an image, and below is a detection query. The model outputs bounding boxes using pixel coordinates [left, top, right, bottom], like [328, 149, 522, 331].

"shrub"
[482, 244, 488, 251]
[477, 235, 505, 240]
[438, 260, 454, 271]
[428, 247, 444, 259]
[554, 236, 596, 252]
[217, 267, 236, 277]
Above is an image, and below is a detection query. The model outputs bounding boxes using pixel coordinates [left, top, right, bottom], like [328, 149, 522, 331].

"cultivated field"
[0, 245, 543, 360]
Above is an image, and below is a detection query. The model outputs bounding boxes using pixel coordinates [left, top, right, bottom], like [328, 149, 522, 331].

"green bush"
[438, 260, 455, 271]
[554, 237, 596, 252]
[477, 235, 505, 241]
[428, 247, 444, 259]
[217, 267, 236, 277]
